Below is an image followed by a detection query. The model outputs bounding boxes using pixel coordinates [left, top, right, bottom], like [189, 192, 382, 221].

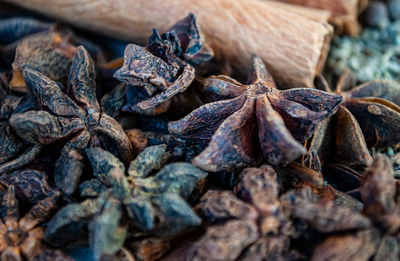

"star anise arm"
[361, 155, 396, 219]
[113, 44, 175, 92]
[135, 64, 195, 111]
[0, 18, 51, 45]
[0, 223, 7, 252]
[344, 97, 400, 148]
[9, 110, 85, 145]
[347, 80, 400, 105]
[335, 106, 373, 168]
[1, 185, 19, 230]
[94, 114, 134, 164]
[1, 246, 22, 261]
[168, 95, 246, 141]
[128, 144, 167, 178]
[256, 95, 305, 165]
[22, 68, 86, 118]
[20, 227, 43, 259]
[88, 197, 127, 261]
[85, 148, 130, 198]
[54, 131, 90, 195]
[199, 75, 247, 102]
[66, 46, 100, 114]
[268, 94, 336, 142]
[192, 97, 258, 172]
[247, 55, 275, 86]
[19, 192, 60, 232]
[0, 144, 43, 174]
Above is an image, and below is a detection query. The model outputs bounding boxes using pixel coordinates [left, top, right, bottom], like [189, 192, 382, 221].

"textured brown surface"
[3, 0, 333, 88]
[270, 0, 368, 35]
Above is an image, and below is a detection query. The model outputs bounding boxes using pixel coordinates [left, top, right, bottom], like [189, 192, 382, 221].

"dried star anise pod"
[309, 154, 400, 260]
[10, 30, 76, 92]
[9, 46, 133, 194]
[169, 56, 343, 172]
[44, 145, 207, 260]
[0, 92, 44, 173]
[177, 165, 291, 261]
[0, 17, 52, 70]
[0, 169, 56, 204]
[114, 13, 212, 116]
[0, 185, 60, 260]
[309, 70, 400, 169]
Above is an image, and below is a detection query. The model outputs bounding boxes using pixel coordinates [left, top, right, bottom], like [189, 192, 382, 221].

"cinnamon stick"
[3, 0, 333, 88]
[269, 0, 368, 35]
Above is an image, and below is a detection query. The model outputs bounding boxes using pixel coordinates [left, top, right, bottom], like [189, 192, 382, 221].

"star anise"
[0, 92, 44, 173]
[0, 169, 56, 205]
[0, 17, 51, 71]
[311, 155, 400, 260]
[113, 13, 212, 116]
[44, 145, 207, 260]
[0, 185, 60, 260]
[308, 70, 400, 169]
[169, 56, 343, 172]
[9, 46, 134, 194]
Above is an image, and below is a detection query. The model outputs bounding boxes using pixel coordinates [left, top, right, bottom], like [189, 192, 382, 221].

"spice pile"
[1, 2, 400, 261]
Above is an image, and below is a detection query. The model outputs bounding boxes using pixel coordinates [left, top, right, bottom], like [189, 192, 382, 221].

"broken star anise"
[44, 144, 207, 260]
[0, 92, 43, 174]
[169, 56, 343, 172]
[0, 185, 60, 260]
[309, 70, 400, 169]
[113, 13, 212, 116]
[9, 46, 133, 194]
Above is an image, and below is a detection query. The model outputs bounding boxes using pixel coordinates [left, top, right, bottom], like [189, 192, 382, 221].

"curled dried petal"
[10, 110, 85, 144]
[193, 97, 258, 172]
[361, 154, 396, 219]
[196, 190, 258, 223]
[256, 95, 305, 165]
[169, 95, 246, 142]
[344, 98, 400, 148]
[187, 220, 258, 261]
[23, 68, 86, 118]
[89, 197, 127, 261]
[128, 144, 167, 178]
[0, 169, 54, 204]
[67, 45, 100, 114]
[133, 163, 207, 198]
[86, 147, 130, 198]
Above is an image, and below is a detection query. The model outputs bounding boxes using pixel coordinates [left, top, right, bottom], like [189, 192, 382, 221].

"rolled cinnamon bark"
[270, 0, 368, 35]
[3, 0, 333, 88]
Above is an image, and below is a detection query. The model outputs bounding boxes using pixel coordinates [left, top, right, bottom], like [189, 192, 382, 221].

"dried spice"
[169, 56, 342, 172]
[45, 145, 207, 260]
[180, 165, 291, 261]
[309, 71, 400, 169]
[10, 31, 77, 91]
[0, 185, 60, 260]
[114, 13, 212, 116]
[0, 92, 43, 174]
[9, 46, 133, 194]
[0, 169, 56, 204]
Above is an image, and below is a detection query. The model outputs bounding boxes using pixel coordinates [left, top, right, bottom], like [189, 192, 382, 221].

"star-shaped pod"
[0, 17, 51, 71]
[0, 185, 60, 260]
[309, 70, 400, 169]
[44, 145, 207, 260]
[169, 56, 343, 172]
[9, 46, 133, 194]
[0, 93, 43, 174]
[114, 13, 212, 116]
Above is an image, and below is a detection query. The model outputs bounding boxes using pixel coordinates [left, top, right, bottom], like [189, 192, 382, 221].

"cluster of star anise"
[3, 6, 400, 261]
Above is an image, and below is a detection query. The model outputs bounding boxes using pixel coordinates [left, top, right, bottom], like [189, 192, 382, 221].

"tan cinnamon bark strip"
[3, 0, 333, 88]
[266, 1, 331, 23]
[270, 0, 368, 35]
